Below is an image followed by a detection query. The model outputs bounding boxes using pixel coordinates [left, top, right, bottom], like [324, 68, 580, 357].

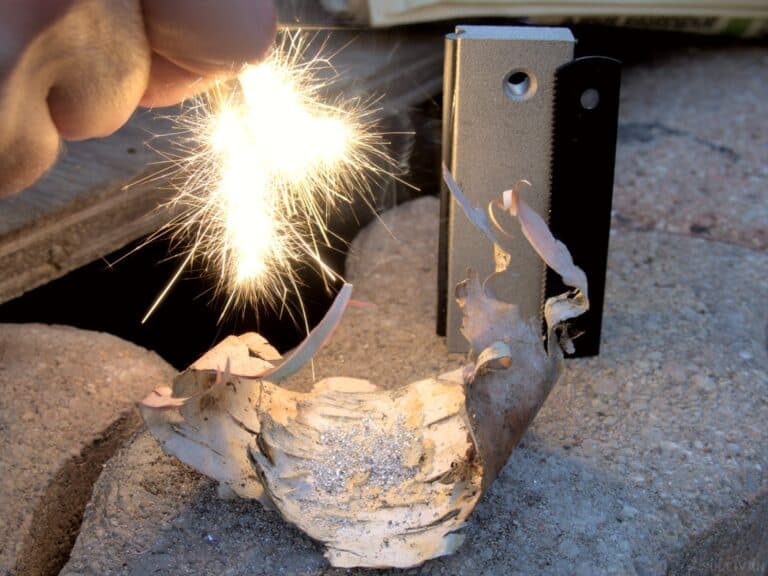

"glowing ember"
[146, 34, 389, 322]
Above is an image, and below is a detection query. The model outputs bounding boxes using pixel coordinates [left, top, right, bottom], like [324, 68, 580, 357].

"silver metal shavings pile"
[308, 416, 418, 496]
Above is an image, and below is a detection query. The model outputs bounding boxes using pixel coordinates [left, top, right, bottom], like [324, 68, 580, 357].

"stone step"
[0, 324, 175, 576]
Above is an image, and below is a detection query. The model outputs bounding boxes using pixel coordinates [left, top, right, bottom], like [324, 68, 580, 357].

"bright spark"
[146, 33, 391, 323]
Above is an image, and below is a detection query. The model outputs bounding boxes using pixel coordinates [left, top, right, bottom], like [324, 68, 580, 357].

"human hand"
[0, 0, 276, 196]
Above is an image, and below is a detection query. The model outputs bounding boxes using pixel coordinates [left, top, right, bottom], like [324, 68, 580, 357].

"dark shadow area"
[404, 19, 766, 62]
[13, 412, 142, 576]
[0, 102, 441, 370]
[0, 227, 345, 371]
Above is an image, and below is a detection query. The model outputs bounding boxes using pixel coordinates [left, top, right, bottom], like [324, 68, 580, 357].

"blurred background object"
[318, 0, 768, 36]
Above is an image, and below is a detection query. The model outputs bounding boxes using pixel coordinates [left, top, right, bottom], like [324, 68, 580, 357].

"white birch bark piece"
[141, 170, 588, 568]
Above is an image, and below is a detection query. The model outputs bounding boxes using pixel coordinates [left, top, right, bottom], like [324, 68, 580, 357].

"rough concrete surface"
[61, 44, 767, 574]
[613, 46, 767, 251]
[0, 324, 176, 576]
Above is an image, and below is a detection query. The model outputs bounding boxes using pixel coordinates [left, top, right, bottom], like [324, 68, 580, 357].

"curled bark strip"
[140, 386, 188, 409]
[140, 360, 230, 410]
[251, 282, 353, 383]
[496, 181, 588, 299]
[441, 162, 503, 247]
[141, 284, 353, 411]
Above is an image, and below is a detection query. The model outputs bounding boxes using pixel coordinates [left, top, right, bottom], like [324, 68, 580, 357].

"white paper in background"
[321, 0, 768, 36]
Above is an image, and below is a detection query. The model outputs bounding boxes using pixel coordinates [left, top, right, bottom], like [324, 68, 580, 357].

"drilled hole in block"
[503, 69, 537, 101]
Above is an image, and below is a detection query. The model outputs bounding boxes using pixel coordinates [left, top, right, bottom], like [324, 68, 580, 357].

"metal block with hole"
[438, 26, 575, 351]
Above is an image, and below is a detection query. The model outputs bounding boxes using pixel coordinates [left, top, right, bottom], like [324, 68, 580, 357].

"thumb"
[140, 0, 276, 107]
[141, 0, 277, 76]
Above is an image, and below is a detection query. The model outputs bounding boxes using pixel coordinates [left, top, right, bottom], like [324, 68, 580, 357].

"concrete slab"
[0, 324, 175, 576]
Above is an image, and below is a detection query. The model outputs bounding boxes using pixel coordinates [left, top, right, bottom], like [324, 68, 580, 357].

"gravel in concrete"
[613, 46, 768, 251]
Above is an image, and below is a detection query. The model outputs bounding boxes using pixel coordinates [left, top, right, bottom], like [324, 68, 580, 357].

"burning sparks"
[145, 34, 389, 322]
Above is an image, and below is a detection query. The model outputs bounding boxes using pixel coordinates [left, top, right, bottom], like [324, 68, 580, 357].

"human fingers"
[140, 0, 276, 107]
[0, 68, 60, 196]
[0, 0, 151, 195]
[44, 0, 151, 140]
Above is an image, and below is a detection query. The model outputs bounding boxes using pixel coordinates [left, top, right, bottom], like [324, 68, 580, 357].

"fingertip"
[232, 0, 278, 66]
[143, 0, 277, 76]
